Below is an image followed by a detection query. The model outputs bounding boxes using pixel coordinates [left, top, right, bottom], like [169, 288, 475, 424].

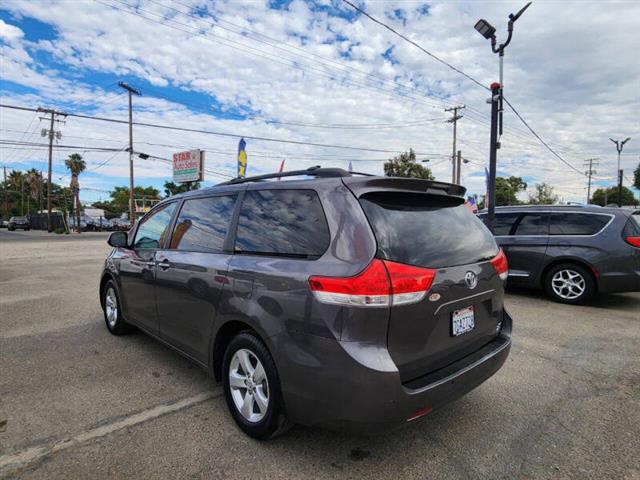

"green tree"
[65, 153, 87, 233]
[383, 149, 434, 180]
[634, 162, 640, 190]
[495, 176, 527, 206]
[591, 186, 639, 207]
[163, 181, 200, 197]
[25, 169, 43, 214]
[528, 182, 559, 205]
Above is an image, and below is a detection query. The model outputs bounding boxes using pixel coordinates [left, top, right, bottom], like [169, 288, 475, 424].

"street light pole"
[474, 2, 531, 233]
[118, 82, 141, 225]
[609, 137, 631, 207]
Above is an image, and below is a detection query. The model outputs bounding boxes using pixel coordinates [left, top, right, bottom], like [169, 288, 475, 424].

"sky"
[1, 0, 639, 204]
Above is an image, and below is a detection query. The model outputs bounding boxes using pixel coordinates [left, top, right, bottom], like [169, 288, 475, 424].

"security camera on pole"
[474, 2, 531, 233]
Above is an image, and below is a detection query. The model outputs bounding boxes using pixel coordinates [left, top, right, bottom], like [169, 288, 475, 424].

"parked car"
[110, 217, 131, 231]
[100, 167, 512, 439]
[0, 219, 8, 228]
[478, 205, 640, 304]
[8, 216, 30, 231]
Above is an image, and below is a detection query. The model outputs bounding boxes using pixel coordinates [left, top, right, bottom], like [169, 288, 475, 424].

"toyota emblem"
[464, 271, 478, 289]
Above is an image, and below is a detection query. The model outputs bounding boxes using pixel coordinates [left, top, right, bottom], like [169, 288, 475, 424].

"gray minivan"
[479, 205, 640, 304]
[100, 168, 512, 439]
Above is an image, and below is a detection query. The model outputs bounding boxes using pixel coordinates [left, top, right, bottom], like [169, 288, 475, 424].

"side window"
[235, 189, 330, 258]
[550, 213, 610, 236]
[170, 195, 238, 252]
[514, 213, 548, 236]
[133, 203, 177, 249]
[492, 213, 521, 236]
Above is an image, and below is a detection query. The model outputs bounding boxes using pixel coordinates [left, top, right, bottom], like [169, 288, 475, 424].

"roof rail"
[218, 165, 372, 185]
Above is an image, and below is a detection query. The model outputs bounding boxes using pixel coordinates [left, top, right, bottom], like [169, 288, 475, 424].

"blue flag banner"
[237, 138, 247, 178]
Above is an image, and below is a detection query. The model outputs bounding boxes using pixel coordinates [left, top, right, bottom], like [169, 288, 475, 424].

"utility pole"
[119, 81, 141, 224]
[584, 158, 598, 204]
[609, 137, 631, 207]
[38, 108, 66, 232]
[455, 150, 462, 185]
[445, 105, 465, 183]
[3, 165, 7, 218]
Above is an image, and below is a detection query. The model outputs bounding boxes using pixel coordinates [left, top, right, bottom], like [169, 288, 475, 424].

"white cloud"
[0, 0, 639, 204]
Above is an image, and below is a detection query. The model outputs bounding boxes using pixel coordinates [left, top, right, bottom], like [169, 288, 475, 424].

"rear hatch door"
[355, 188, 505, 384]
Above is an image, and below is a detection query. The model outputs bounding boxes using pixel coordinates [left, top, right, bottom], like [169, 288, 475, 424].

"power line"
[0, 103, 431, 155]
[502, 97, 586, 177]
[341, 0, 489, 91]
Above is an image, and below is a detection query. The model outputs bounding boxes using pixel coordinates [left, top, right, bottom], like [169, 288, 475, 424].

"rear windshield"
[360, 193, 499, 268]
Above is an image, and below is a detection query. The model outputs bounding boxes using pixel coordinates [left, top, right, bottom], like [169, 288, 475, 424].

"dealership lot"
[0, 231, 638, 479]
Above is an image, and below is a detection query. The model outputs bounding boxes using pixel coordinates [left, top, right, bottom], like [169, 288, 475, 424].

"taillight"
[625, 236, 640, 248]
[308, 259, 436, 307]
[490, 249, 509, 280]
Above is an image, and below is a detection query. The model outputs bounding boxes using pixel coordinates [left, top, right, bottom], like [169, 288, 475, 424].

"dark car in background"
[479, 206, 640, 304]
[99, 168, 512, 439]
[8, 216, 30, 231]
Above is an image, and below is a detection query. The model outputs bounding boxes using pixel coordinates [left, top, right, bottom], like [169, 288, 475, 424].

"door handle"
[145, 261, 156, 268]
[157, 259, 171, 270]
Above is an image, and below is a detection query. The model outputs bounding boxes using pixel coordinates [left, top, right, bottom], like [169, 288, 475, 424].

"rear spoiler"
[342, 176, 466, 199]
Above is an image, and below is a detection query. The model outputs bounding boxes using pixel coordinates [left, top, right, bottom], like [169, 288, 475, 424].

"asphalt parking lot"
[1, 230, 639, 479]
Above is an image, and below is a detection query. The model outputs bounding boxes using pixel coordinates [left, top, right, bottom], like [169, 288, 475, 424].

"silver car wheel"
[229, 349, 269, 423]
[105, 287, 118, 328]
[551, 269, 586, 300]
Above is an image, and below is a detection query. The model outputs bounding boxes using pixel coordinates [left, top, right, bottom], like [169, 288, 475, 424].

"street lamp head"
[474, 19, 496, 40]
[622, 137, 631, 145]
[609, 138, 618, 145]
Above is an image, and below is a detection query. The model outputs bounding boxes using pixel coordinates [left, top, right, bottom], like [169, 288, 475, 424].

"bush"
[53, 227, 66, 234]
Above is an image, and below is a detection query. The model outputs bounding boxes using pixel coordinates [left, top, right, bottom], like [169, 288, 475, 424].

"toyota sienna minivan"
[100, 167, 512, 439]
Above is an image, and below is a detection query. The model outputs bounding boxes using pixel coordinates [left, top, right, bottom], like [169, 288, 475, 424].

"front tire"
[544, 263, 595, 305]
[101, 280, 133, 335]
[222, 332, 291, 440]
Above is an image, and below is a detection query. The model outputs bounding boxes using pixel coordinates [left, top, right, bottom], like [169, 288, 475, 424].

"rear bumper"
[277, 310, 512, 433]
[598, 270, 640, 293]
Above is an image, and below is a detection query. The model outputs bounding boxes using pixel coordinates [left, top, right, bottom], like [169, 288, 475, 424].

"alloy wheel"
[105, 287, 118, 328]
[228, 349, 269, 423]
[551, 269, 586, 300]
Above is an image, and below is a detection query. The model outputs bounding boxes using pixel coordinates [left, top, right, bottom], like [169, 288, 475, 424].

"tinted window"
[514, 213, 548, 236]
[622, 213, 640, 237]
[170, 195, 237, 252]
[360, 193, 499, 268]
[549, 213, 610, 235]
[493, 212, 520, 235]
[133, 203, 177, 249]
[235, 189, 330, 258]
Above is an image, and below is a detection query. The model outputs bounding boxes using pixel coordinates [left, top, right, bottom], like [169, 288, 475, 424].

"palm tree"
[25, 169, 43, 214]
[8, 170, 25, 215]
[65, 153, 86, 233]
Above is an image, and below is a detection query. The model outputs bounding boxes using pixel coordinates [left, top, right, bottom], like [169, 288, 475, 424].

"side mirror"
[108, 231, 128, 248]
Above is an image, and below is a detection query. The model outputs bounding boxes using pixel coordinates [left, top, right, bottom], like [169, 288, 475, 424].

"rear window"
[549, 213, 611, 235]
[622, 213, 640, 237]
[360, 193, 499, 268]
[514, 213, 548, 236]
[235, 189, 330, 258]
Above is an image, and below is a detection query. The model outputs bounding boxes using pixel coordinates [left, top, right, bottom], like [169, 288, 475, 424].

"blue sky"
[1, 0, 639, 204]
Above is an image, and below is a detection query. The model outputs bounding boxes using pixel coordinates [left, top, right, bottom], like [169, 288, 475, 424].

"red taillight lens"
[309, 259, 391, 306]
[384, 260, 437, 305]
[309, 259, 436, 307]
[625, 236, 640, 248]
[490, 249, 509, 280]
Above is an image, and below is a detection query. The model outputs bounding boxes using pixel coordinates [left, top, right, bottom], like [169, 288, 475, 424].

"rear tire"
[222, 332, 292, 440]
[544, 263, 595, 305]
[101, 280, 134, 335]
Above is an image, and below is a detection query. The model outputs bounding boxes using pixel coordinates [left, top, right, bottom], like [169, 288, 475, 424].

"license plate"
[452, 306, 475, 336]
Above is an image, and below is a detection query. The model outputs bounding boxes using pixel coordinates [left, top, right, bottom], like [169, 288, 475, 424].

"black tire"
[222, 332, 292, 440]
[544, 263, 595, 305]
[101, 280, 134, 335]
